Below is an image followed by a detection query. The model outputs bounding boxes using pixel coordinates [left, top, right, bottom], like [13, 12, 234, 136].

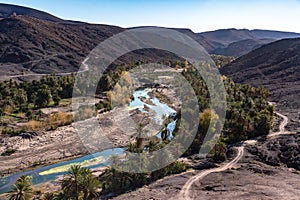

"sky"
[3, 0, 300, 33]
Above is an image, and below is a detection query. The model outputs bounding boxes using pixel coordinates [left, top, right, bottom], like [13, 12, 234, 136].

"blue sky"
[3, 0, 300, 33]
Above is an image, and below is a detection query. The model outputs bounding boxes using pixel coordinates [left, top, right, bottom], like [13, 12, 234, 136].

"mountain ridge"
[0, 3, 63, 22]
[1, 3, 300, 76]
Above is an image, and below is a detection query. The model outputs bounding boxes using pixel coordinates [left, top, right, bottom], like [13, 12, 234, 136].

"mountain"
[0, 16, 178, 76]
[221, 38, 300, 129]
[200, 28, 300, 46]
[251, 29, 300, 40]
[211, 38, 275, 57]
[200, 28, 255, 46]
[1, 3, 300, 76]
[200, 28, 300, 57]
[0, 15, 125, 75]
[130, 27, 216, 52]
[0, 3, 63, 22]
[172, 28, 216, 52]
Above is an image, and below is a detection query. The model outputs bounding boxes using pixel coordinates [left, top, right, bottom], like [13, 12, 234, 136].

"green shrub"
[1, 127, 26, 135]
[1, 148, 16, 156]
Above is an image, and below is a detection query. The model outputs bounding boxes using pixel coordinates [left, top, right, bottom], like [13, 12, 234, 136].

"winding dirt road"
[177, 111, 289, 200]
[268, 112, 289, 137]
[178, 146, 244, 200]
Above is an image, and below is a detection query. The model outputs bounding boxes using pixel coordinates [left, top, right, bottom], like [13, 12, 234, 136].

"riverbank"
[0, 104, 145, 177]
[0, 125, 87, 177]
[0, 86, 181, 193]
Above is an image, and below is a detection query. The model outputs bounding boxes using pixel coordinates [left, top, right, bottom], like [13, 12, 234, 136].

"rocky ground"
[246, 133, 300, 170]
[112, 152, 300, 200]
[0, 125, 87, 176]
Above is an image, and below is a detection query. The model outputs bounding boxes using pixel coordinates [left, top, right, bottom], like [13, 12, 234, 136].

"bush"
[74, 106, 96, 121]
[25, 112, 73, 131]
[48, 125, 58, 131]
[100, 168, 148, 195]
[210, 140, 227, 162]
[1, 127, 26, 135]
[151, 161, 186, 180]
[26, 110, 34, 120]
[27, 120, 45, 131]
[48, 112, 73, 126]
[1, 148, 16, 156]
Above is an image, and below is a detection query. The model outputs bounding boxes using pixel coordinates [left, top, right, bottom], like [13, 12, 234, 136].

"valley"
[0, 2, 299, 200]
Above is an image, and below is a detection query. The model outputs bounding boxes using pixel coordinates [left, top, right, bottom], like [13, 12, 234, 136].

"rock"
[246, 134, 300, 170]
[19, 131, 39, 139]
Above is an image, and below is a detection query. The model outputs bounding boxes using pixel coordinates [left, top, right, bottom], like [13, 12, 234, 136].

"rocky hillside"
[171, 28, 216, 52]
[221, 38, 300, 130]
[0, 3, 63, 22]
[247, 134, 300, 170]
[211, 38, 275, 57]
[0, 15, 125, 75]
[0, 16, 179, 76]
[251, 29, 300, 40]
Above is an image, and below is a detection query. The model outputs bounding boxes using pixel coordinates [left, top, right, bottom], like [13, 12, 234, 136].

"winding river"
[0, 88, 177, 193]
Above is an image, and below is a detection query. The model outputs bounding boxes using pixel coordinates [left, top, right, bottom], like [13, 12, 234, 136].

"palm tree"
[61, 165, 100, 200]
[61, 165, 82, 200]
[9, 175, 33, 200]
[81, 169, 101, 200]
[43, 192, 56, 200]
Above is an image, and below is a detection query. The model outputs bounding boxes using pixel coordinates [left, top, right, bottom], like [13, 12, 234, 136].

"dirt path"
[268, 112, 289, 137]
[177, 111, 290, 200]
[0, 56, 89, 79]
[177, 146, 244, 200]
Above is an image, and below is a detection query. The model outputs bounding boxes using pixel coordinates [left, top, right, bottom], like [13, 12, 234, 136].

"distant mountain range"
[201, 28, 300, 45]
[200, 28, 300, 57]
[1, 3, 300, 76]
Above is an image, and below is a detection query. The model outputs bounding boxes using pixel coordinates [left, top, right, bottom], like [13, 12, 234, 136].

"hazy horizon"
[3, 0, 300, 33]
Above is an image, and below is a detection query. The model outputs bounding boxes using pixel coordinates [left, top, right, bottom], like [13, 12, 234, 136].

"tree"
[81, 169, 101, 200]
[145, 139, 160, 152]
[211, 140, 227, 162]
[52, 93, 61, 106]
[61, 165, 82, 200]
[16, 89, 28, 112]
[35, 86, 52, 108]
[9, 175, 33, 200]
[199, 109, 219, 134]
[43, 192, 56, 200]
[0, 107, 4, 126]
[61, 165, 100, 200]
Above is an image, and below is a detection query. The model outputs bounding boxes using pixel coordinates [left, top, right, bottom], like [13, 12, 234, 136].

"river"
[0, 88, 177, 193]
